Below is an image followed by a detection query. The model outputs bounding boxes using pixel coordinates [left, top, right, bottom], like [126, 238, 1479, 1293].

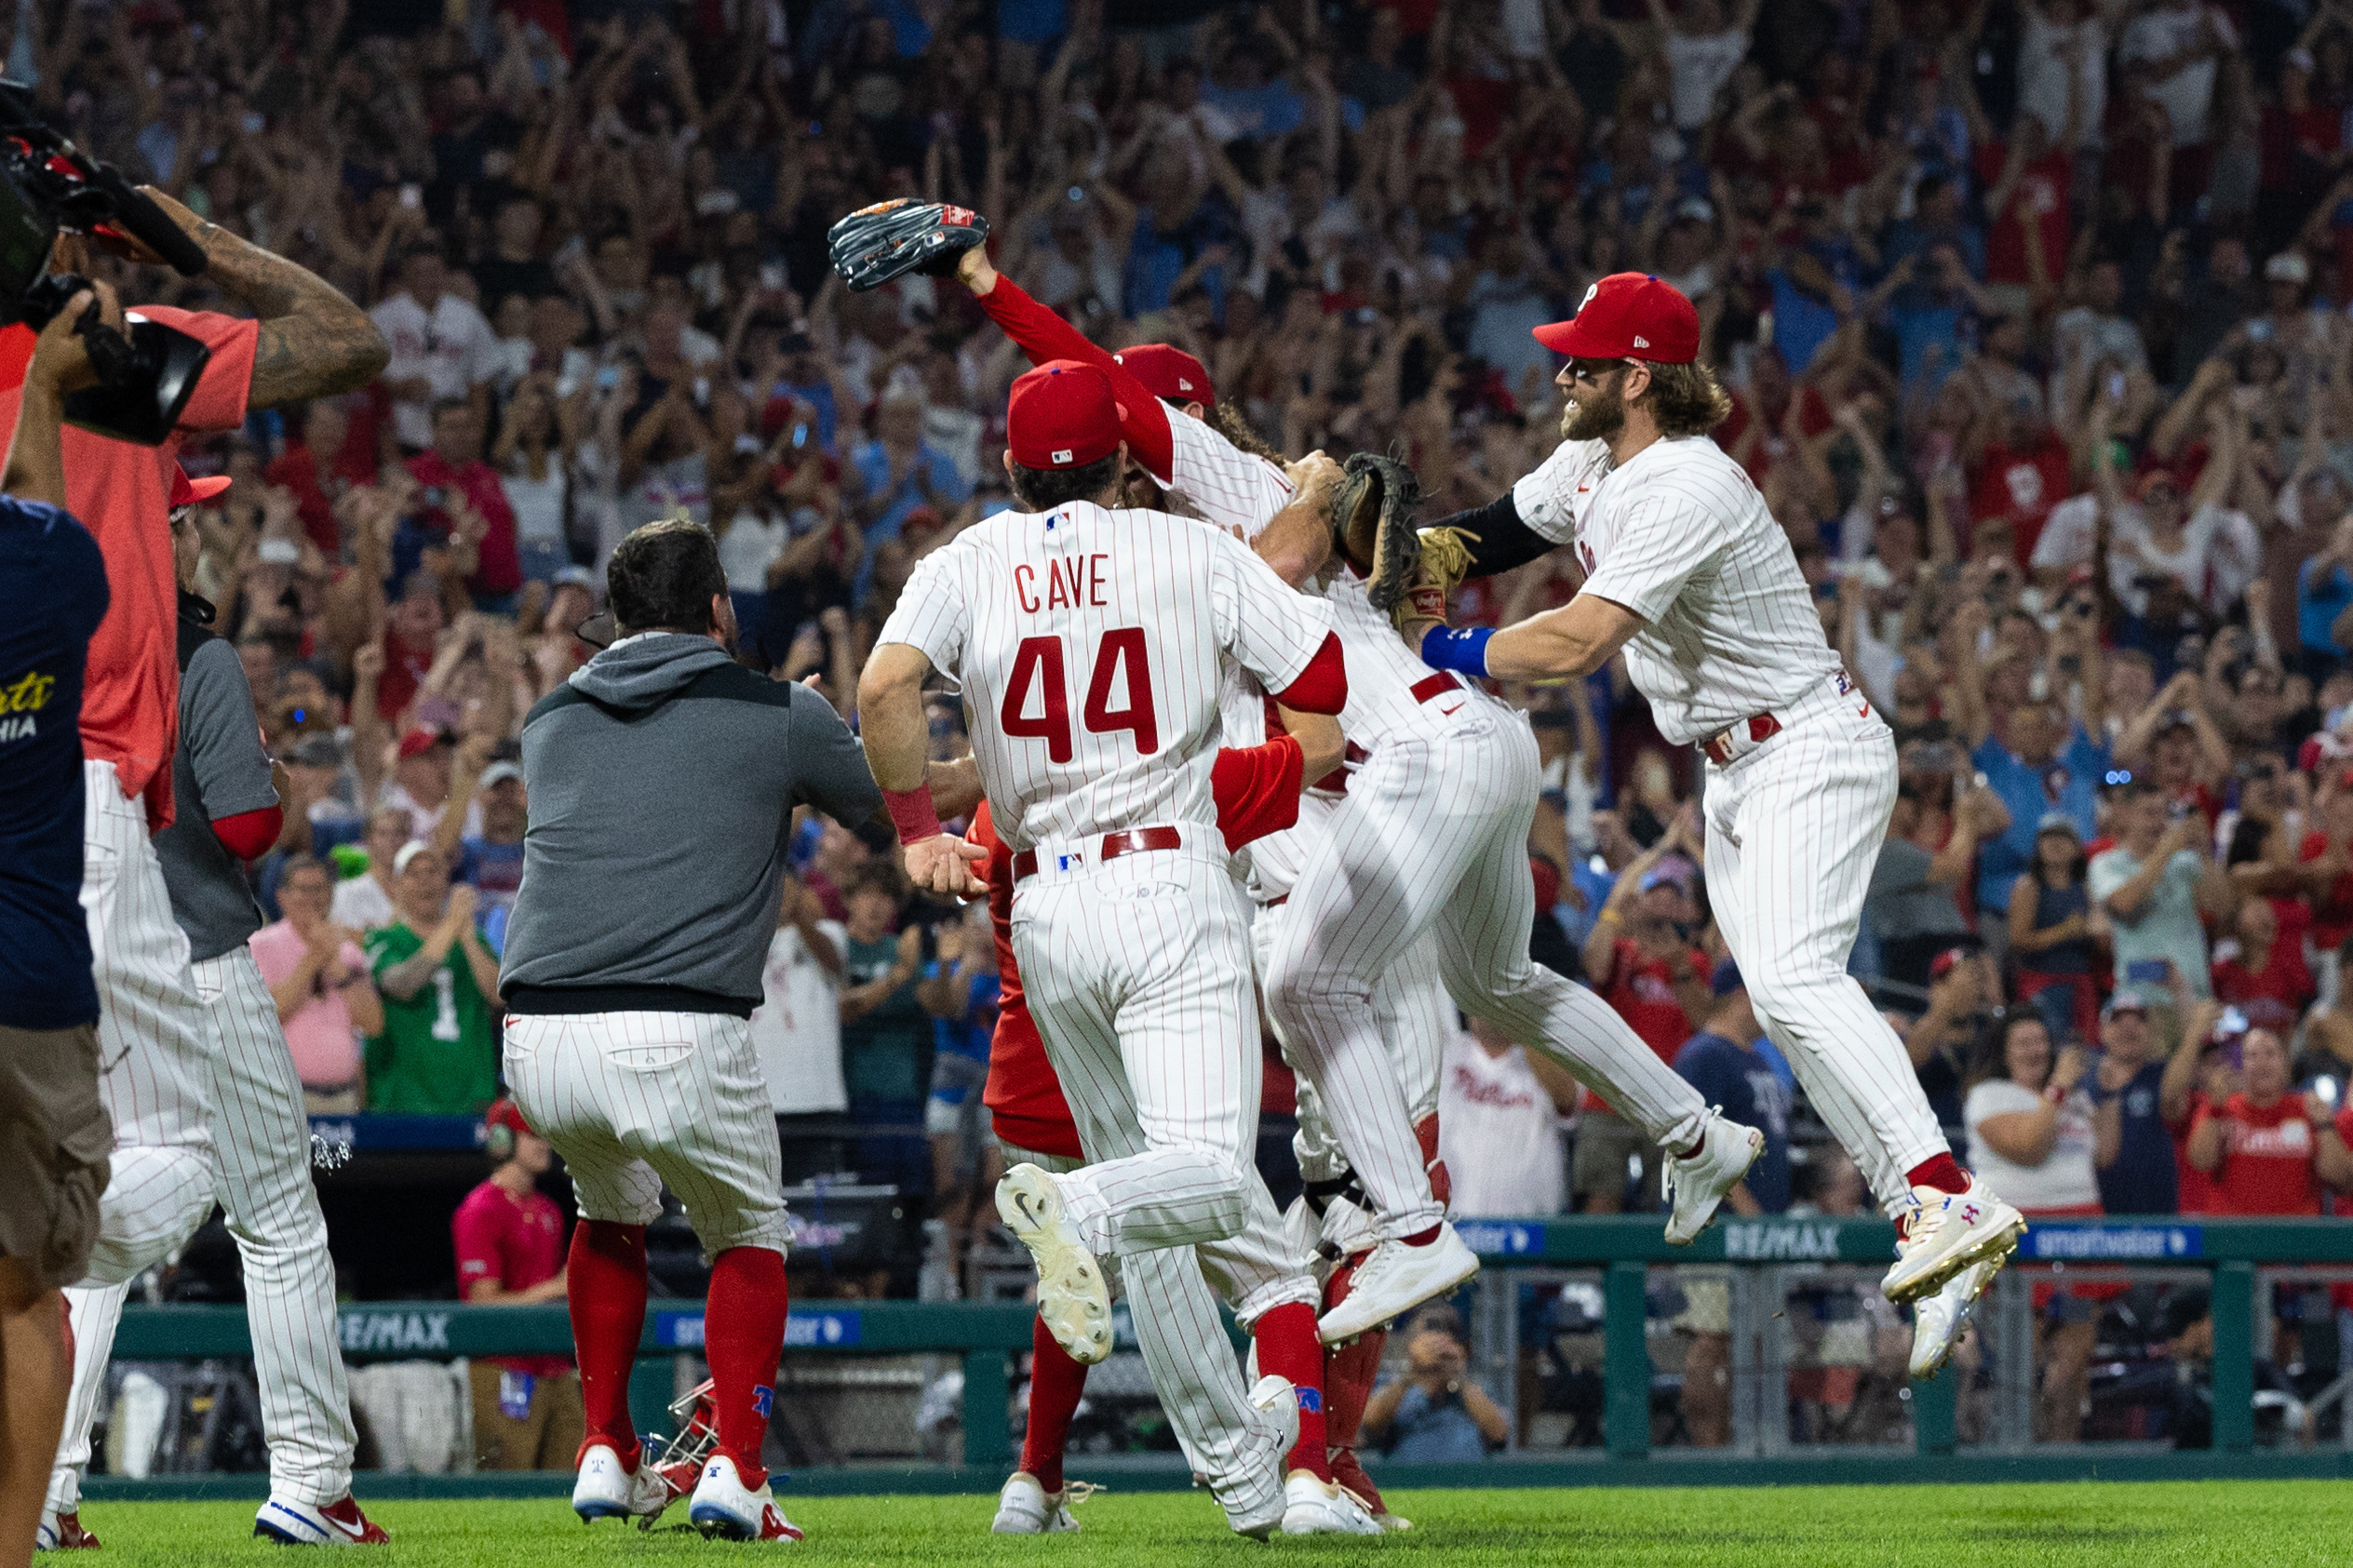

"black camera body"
[0, 78, 212, 445]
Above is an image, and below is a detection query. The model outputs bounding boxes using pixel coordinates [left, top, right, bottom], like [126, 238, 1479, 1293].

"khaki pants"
[467, 1361, 584, 1469]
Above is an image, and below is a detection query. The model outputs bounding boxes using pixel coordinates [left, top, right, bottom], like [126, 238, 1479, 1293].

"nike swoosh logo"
[1439, 704, 1463, 716]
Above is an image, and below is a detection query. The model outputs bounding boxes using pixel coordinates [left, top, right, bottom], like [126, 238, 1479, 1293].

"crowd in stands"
[62, 0, 2353, 1334]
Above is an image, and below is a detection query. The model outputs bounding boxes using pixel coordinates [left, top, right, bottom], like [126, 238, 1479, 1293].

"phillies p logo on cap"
[1533, 273, 1701, 365]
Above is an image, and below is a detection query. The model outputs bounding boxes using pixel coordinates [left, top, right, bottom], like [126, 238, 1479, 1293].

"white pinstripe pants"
[1252, 903, 1448, 1186]
[49, 949, 358, 1512]
[1266, 712, 1709, 1241]
[1008, 842, 1313, 1323]
[1701, 709, 1949, 1216]
[504, 1012, 789, 1258]
[50, 764, 222, 1513]
[1000, 1143, 1285, 1522]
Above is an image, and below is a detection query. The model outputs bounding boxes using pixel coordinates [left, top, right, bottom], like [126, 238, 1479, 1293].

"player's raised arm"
[956, 247, 1176, 483]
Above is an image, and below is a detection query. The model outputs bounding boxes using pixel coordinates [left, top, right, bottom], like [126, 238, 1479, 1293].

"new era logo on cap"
[1633, 335, 1649, 349]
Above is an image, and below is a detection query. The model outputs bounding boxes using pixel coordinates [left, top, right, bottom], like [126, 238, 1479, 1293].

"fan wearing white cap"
[1405, 271, 2028, 1377]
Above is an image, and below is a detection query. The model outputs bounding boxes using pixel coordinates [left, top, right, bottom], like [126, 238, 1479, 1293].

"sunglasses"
[1567, 357, 1633, 384]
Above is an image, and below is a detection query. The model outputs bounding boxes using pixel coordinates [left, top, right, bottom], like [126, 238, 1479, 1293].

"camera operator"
[44, 185, 392, 1549]
[0, 289, 126, 1568]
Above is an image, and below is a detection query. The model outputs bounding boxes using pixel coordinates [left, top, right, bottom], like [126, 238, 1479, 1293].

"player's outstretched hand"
[905, 832, 988, 898]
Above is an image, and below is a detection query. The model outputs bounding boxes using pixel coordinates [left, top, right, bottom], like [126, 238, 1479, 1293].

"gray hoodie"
[500, 632, 881, 1015]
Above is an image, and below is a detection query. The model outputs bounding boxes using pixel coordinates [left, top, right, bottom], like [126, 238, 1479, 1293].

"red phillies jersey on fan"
[875, 500, 1335, 853]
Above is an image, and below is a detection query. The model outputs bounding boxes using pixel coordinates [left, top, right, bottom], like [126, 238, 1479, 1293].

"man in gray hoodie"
[500, 519, 878, 1544]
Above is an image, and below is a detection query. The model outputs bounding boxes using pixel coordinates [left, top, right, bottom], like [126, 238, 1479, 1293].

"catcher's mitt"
[827, 199, 991, 292]
[1330, 452, 1423, 614]
[1392, 525, 1482, 638]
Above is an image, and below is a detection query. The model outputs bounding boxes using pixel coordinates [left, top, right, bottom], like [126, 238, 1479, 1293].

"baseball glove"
[827, 199, 991, 292]
[1392, 524, 1482, 640]
[1330, 452, 1423, 615]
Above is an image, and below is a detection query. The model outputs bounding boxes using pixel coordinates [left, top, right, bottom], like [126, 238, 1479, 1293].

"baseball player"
[1402, 272, 2027, 1370]
[498, 519, 882, 1543]
[967, 730, 1384, 1537]
[857, 359, 1371, 1532]
[948, 252, 1761, 1349]
[45, 469, 375, 1545]
[935, 251, 1439, 1512]
[38, 191, 389, 1548]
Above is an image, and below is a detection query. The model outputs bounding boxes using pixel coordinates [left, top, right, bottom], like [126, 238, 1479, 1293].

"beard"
[1563, 377, 1626, 443]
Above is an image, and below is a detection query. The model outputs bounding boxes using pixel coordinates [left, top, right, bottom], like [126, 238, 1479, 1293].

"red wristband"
[882, 786, 942, 846]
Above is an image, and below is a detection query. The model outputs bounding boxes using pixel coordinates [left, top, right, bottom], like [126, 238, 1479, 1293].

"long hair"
[1206, 398, 1283, 462]
[1640, 358, 1735, 438]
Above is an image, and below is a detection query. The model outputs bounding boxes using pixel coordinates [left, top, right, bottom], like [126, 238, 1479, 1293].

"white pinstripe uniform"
[1166, 417, 1711, 1245]
[47, 760, 220, 1519]
[1167, 415, 1452, 1225]
[1512, 434, 1948, 1214]
[877, 501, 1330, 1314]
[504, 1010, 787, 1257]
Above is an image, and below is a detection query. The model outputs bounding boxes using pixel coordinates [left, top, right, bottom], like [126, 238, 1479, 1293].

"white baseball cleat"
[990, 1472, 1078, 1534]
[1661, 1109, 1767, 1245]
[35, 1511, 100, 1550]
[687, 1454, 804, 1543]
[1220, 1374, 1300, 1538]
[573, 1440, 672, 1524]
[1316, 1224, 1478, 1345]
[252, 1494, 390, 1545]
[996, 1164, 1112, 1365]
[1909, 1255, 2001, 1381]
[1882, 1177, 2027, 1306]
[1281, 1471, 1386, 1535]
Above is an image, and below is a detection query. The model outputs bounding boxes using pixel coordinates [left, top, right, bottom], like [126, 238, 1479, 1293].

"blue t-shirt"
[927, 966, 998, 1074]
[1972, 725, 2109, 912]
[2092, 1057, 2177, 1215]
[2298, 558, 2352, 656]
[1673, 1032, 1793, 1213]
[1380, 1383, 1490, 1463]
[0, 499, 109, 1029]
[1766, 270, 1840, 372]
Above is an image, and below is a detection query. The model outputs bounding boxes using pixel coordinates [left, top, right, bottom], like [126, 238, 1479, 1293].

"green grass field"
[68, 1481, 2353, 1568]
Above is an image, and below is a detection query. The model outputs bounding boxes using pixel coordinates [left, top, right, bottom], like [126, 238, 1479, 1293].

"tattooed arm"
[117, 186, 389, 409]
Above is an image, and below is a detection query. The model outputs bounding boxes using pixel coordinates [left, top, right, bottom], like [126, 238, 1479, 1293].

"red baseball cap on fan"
[1115, 343, 1215, 407]
[483, 1097, 533, 1139]
[1533, 272, 1701, 364]
[169, 464, 232, 508]
[1007, 360, 1123, 470]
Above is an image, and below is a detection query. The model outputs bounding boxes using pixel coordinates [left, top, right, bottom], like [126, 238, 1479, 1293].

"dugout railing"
[90, 1214, 2353, 1497]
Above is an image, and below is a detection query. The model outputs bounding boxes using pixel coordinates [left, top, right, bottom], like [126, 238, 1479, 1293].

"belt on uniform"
[1699, 712, 1783, 767]
[1411, 671, 1459, 703]
[1262, 895, 1288, 907]
[1011, 825, 1185, 881]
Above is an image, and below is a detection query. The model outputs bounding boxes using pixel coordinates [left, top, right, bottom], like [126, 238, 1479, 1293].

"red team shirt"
[450, 1179, 572, 1375]
[1586, 939, 1710, 1117]
[58, 307, 259, 830]
[2189, 1093, 2320, 1216]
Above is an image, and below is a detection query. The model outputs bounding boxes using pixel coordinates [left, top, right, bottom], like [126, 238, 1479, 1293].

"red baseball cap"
[1007, 360, 1123, 471]
[1115, 343, 1215, 407]
[170, 464, 233, 509]
[1533, 272, 1701, 365]
[484, 1097, 532, 1140]
[397, 726, 450, 759]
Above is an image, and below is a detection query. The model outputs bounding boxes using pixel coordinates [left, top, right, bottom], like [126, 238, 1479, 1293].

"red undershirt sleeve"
[1209, 736, 1306, 852]
[211, 804, 283, 862]
[975, 275, 1175, 484]
[1268, 632, 1346, 716]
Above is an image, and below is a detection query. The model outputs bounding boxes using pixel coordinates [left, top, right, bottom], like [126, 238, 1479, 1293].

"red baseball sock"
[1252, 1303, 1332, 1481]
[705, 1246, 787, 1491]
[1020, 1315, 1089, 1494]
[1413, 1114, 1450, 1209]
[568, 1221, 649, 1467]
[1399, 1225, 1441, 1246]
[1905, 1154, 1970, 1196]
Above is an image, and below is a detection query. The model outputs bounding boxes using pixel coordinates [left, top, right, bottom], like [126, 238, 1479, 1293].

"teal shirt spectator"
[2298, 556, 2352, 657]
[2087, 846, 2212, 998]
[1971, 726, 2109, 912]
